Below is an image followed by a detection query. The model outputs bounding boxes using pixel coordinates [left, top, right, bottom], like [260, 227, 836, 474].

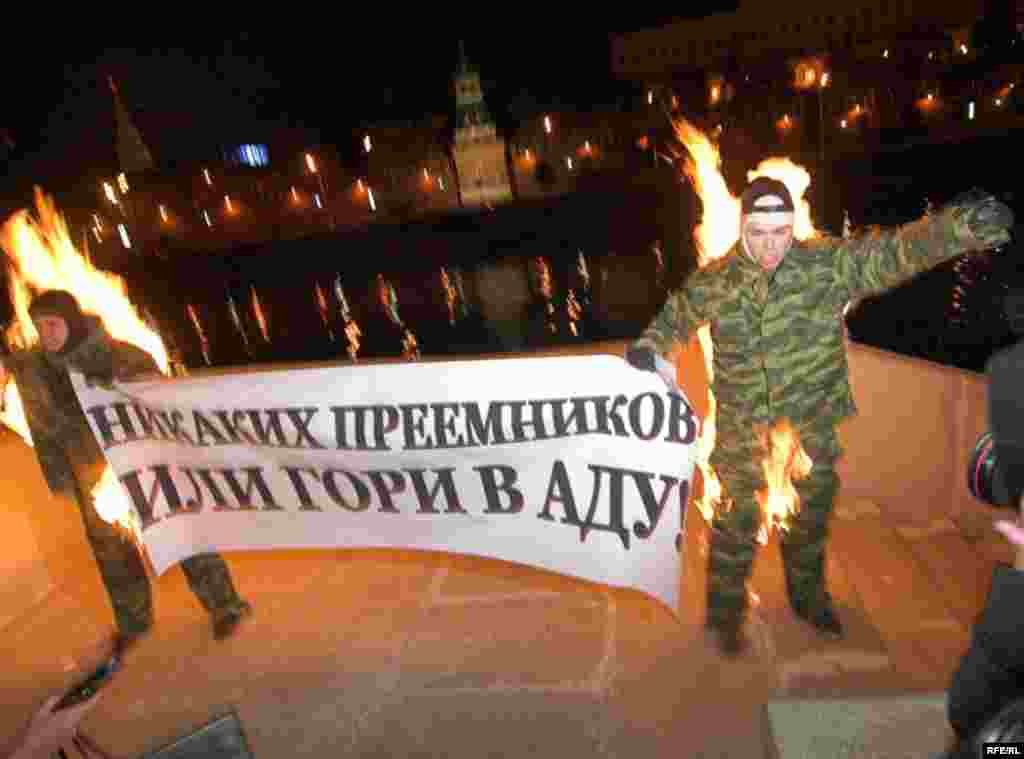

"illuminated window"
[227, 144, 270, 167]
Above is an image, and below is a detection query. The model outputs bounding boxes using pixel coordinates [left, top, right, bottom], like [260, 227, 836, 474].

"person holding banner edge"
[1, 290, 252, 646]
[627, 178, 1014, 655]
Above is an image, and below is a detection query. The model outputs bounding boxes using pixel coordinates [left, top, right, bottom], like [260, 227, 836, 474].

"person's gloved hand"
[625, 345, 677, 391]
[625, 346, 657, 373]
[950, 188, 1014, 248]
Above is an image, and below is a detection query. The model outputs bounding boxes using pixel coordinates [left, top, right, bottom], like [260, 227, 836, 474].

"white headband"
[743, 194, 794, 227]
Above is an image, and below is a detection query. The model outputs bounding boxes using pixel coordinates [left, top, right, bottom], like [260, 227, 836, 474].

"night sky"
[1, 9, 737, 206]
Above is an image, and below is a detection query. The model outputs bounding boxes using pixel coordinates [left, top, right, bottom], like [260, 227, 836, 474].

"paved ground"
[2, 427, 1007, 757]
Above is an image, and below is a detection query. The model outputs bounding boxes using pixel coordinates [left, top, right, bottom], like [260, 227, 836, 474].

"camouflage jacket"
[633, 207, 990, 432]
[5, 317, 159, 496]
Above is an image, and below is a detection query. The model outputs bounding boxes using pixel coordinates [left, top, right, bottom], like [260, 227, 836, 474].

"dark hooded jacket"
[948, 564, 1024, 740]
[5, 316, 159, 496]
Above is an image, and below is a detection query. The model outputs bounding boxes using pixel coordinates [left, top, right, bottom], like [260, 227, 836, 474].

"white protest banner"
[74, 355, 697, 612]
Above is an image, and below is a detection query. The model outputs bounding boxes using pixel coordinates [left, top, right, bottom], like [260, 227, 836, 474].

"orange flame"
[755, 419, 813, 543]
[0, 189, 168, 532]
[670, 118, 819, 530]
[672, 118, 739, 266]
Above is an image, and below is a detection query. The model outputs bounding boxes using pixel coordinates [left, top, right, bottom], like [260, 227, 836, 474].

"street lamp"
[794, 58, 830, 218]
[305, 151, 333, 228]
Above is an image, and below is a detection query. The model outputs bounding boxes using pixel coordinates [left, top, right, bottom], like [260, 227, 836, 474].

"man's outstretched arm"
[835, 190, 1013, 299]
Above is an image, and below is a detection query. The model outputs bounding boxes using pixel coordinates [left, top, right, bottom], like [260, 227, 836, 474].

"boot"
[780, 539, 844, 639]
[705, 525, 757, 657]
[212, 600, 254, 641]
[705, 618, 750, 657]
[792, 595, 844, 638]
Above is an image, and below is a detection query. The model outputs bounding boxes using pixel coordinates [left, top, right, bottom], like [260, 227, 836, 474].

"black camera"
[968, 337, 1024, 507]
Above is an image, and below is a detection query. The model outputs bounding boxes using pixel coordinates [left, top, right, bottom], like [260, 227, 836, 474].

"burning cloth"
[2, 295, 250, 640]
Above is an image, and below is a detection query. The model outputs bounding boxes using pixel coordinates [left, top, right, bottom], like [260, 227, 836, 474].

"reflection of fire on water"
[186, 302, 212, 365]
[0, 189, 168, 534]
[314, 282, 335, 341]
[250, 285, 271, 343]
[334, 276, 362, 360]
[671, 118, 819, 541]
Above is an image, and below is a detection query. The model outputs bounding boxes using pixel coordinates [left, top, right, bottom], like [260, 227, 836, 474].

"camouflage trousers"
[705, 417, 841, 632]
[75, 487, 247, 637]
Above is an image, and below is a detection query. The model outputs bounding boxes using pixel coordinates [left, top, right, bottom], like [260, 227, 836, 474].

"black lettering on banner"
[406, 468, 466, 513]
[181, 467, 228, 508]
[538, 462, 630, 549]
[371, 406, 399, 450]
[508, 400, 552, 441]
[431, 403, 468, 449]
[666, 393, 699, 445]
[474, 465, 524, 513]
[463, 403, 508, 446]
[592, 395, 630, 438]
[551, 397, 598, 437]
[399, 404, 431, 450]
[161, 409, 195, 446]
[132, 403, 170, 441]
[628, 392, 665, 441]
[217, 411, 258, 445]
[193, 411, 229, 446]
[86, 403, 139, 447]
[119, 465, 193, 530]
[284, 408, 325, 449]
[627, 470, 679, 538]
[582, 465, 630, 548]
[214, 467, 281, 511]
[282, 466, 323, 510]
[244, 410, 290, 447]
[364, 470, 406, 513]
[538, 458, 582, 525]
[331, 406, 391, 451]
[323, 469, 372, 511]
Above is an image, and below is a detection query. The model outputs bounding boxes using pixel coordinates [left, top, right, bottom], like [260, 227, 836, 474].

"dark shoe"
[114, 630, 146, 657]
[705, 621, 749, 657]
[794, 598, 844, 639]
[212, 601, 253, 641]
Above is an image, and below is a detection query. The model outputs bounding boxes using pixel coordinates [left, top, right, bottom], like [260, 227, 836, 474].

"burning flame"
[0, 189, 168, 533]
[755, 419, 813, 543]
[672, 118, 739, 266]
[670, 118, 818, 538]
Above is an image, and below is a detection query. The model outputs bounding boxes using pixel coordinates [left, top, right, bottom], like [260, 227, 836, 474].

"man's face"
[743, 220, 794, 272]
[34, 315, 69, 353]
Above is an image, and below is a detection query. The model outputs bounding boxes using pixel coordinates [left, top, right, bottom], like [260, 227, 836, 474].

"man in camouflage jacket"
[627, 178, 1014, 655]
[1, 290, 252, 644]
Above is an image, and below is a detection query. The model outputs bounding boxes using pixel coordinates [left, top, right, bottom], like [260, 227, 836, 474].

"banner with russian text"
[74, 355, 697, 612]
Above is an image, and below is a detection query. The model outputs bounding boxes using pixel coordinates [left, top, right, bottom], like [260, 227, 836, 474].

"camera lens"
[968, 431, 1010, 506]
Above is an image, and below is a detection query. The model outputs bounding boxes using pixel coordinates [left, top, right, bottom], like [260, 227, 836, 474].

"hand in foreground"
[952, 189, 1014, 248]
[994, 494, 1024, 570]
[625, 346, 678, 392]
[7, 693, 100, 759]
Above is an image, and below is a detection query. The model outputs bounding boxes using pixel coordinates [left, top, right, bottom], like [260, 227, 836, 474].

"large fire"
[1, 189, 168, 533]
[671, 117, 819, 541]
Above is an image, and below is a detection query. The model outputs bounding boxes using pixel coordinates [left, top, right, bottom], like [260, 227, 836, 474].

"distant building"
[611, 0, 986, 78]
[451, 43, 513, 207]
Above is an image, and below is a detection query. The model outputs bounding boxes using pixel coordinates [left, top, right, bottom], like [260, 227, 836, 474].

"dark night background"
[3, 4, 1022, 373]
[1, 9, 739, 210]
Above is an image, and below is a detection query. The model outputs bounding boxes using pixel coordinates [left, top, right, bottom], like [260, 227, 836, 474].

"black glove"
[949, 188, 1014, 247]
[625, 346, 657, 373]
